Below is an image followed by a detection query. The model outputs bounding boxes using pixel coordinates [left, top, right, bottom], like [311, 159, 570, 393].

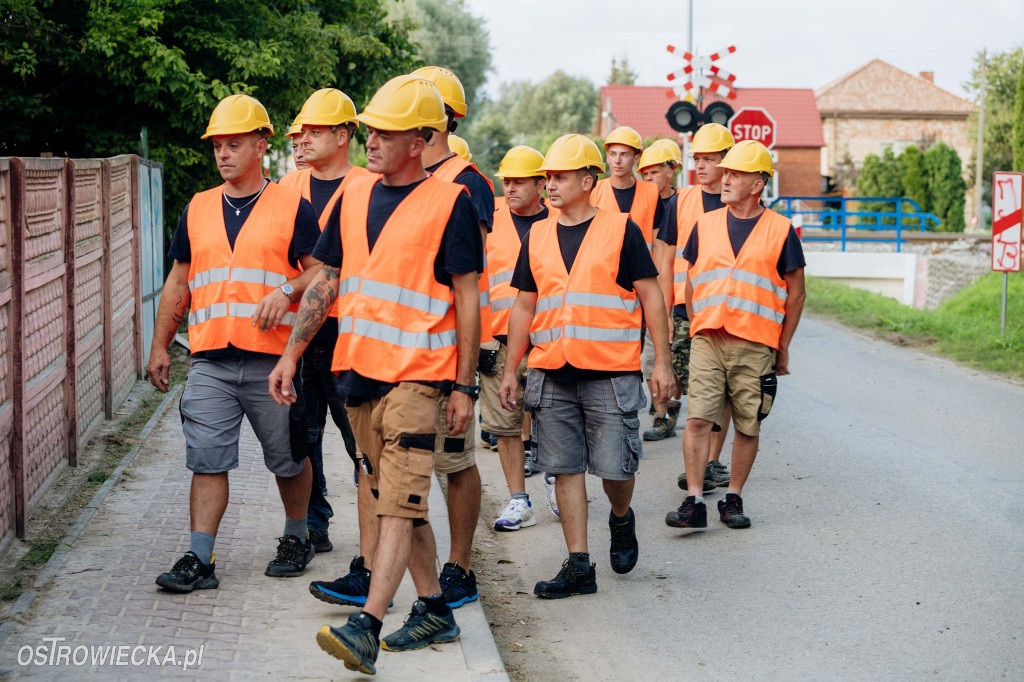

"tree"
[386, 0, 492, 113]
[494, 71, 599, 147]
[607, 56, 638, 85]
[0, 0, 418, 233]
[925, 142, 967, 232]
[1014, 53, 1024, 172]
[899, 145, 929, 213]
[965, 47, 1024, 211]
[460, 108, 511, 182]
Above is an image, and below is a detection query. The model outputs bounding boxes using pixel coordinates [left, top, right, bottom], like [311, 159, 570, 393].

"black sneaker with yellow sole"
[316, 613, 379, 675]
[381, 600, 461, 652]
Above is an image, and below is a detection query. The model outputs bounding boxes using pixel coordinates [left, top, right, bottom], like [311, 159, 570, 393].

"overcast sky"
[463, 0, 1024, 100]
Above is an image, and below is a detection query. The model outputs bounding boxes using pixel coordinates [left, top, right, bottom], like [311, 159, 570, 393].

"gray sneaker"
[643, 415, 676, 441]
[706, 460, 730, 487]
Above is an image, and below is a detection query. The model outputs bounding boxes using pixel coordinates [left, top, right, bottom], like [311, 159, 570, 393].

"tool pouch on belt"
[478, 347, 499, 376]
[758, 373, 777, 422]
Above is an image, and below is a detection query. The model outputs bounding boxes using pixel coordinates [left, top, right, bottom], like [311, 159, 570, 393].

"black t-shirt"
[677, 210, 805, 318]
[611, 183, 666, 237]
[309, 176, 343, 217]
[493, 207, 550, 345]
[510, 215, 658, 380]
[166, 182, 321, 359]
[314, 177, 483, 397]
[426, 157, 495, 231]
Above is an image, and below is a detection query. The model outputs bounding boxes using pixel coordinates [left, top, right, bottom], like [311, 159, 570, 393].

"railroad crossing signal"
[664, 44, 737, 134]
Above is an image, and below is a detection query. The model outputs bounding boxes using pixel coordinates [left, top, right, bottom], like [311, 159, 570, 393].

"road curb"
[429, 475, 510, 682]
[0, 384, 183, 652]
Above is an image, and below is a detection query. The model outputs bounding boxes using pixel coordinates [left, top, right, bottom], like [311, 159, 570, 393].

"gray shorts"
[179, 355, 303, 477]
[524, 369, 645, 481]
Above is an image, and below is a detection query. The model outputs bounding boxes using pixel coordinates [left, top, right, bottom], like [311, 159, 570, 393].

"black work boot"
[608, 508, 639, 574]
[534, 557, 597, 599]
[665, 496, 708, 529]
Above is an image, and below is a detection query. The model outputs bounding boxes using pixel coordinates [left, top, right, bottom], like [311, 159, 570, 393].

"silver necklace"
[223, 179, 269, 216]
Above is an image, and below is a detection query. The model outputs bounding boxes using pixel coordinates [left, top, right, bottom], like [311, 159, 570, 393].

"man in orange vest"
[413, 65, 494, 610]
[665, 140, 806, 531]
[592, 126, 666, 252]
[267, 75, 482, 674]
[657, 123, 737, 490]
[637, 143, 681, 442]
[483, 146, 550, 532]
[286, 123, 310, 170]
[147, 94, 323, 592]
[277, 88, 369, 558]
[498, 134, 673, 599]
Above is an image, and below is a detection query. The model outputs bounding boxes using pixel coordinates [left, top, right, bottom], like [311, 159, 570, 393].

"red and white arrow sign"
[992, 171, 1023, 272]
[665, 44, 738, 100]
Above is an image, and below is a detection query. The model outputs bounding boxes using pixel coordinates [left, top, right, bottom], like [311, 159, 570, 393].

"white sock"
[694, 496, 705, 505]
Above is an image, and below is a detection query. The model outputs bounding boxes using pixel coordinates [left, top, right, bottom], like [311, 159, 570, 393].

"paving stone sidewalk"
[0, 390, 505, 680]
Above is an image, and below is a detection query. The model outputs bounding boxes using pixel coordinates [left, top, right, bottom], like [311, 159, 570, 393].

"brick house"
[598, 85, 826, 198]
[816, 58, 974, 192]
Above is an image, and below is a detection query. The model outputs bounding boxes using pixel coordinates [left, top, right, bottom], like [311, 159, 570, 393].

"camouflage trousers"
[671, 312, 691, 395]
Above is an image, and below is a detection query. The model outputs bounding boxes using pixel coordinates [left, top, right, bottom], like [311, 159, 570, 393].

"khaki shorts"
[480, 340, 527, 436]
[686, 330, 776, 436]
[434, 394, 477, 475]
[345, 383, 444, 521]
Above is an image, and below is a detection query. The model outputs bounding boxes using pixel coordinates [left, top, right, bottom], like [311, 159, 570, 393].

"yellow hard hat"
[202, 94, 273, 139]
[293, 88, 358, 127]
[690, 123, 735, 154]
[495, 145, 545, 178]
[285, 122, 303, 138]
[412, 66, 467, 117]
[539, 134, 606, 174]
[356, 75, 447, 132]
[449, 134, 472, 162]
[717, 139, 774, 177]
[603, 126, 643, 152]
[650, 138, 682, 162]
[638, 145, 677, 171]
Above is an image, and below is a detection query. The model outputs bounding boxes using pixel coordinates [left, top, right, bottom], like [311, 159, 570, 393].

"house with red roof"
[598, 84, 826, 198]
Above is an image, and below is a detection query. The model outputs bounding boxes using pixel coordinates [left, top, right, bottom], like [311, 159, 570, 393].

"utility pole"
[687, 0, 693, 54]
[974, 49, 986, 229]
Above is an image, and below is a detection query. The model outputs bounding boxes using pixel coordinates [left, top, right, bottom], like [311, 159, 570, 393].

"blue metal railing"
[768, 196, 942, 252]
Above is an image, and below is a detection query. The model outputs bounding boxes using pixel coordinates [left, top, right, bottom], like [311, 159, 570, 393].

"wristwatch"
[279, 284, 295, 302]
[452, 383, 480, 400]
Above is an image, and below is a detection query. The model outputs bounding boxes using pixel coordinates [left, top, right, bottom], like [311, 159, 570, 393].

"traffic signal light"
[665, 101, 734, 134]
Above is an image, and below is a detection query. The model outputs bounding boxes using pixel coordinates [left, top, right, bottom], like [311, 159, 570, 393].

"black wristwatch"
[452, 383, 480, 400]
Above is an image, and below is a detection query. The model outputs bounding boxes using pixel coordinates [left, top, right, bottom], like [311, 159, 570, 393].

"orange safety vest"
[432, 154, 496, 343]
[280, 165, 373, 318]
[186, 182, 303, 354]
[689, 207, 791, 349]
[591, 177, 660, 249]
[331, 175, 468, 382]
[527, 210, 642, 371]
[487, 204, 531, 338]
[672, 186, 707, 307]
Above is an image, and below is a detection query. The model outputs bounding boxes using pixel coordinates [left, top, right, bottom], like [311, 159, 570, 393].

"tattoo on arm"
[163, 293, 190, 347]
[287, 265, 340, 346]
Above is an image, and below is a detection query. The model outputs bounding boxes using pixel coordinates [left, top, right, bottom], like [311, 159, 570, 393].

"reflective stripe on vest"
[332, 175, 466, 382]
[186, 181, 303, 354]
[689, 208, 791, 348]
[526, 210, 642, 371]
[591, 177, 660, 247]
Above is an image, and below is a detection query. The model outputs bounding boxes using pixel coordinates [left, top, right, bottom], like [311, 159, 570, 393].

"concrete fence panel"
[0, 159, 14, 541]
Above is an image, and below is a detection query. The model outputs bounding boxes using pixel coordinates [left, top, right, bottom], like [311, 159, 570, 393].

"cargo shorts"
[345, 382, 445, 522]
[686, 330, 777, 436]
[479, 340, 527, 437]
[525, 369, 645, 481]
[671, 312, 692, 394]
[179, 355, 304, 477]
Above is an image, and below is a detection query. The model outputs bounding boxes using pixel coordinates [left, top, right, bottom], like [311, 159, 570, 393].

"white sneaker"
[543, 475, 560, 519]
[493, 498, 537, 532]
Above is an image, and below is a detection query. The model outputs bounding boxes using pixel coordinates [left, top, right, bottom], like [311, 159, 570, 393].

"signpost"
[728, 107, 777, 149]
[991, 171, 1023, 333]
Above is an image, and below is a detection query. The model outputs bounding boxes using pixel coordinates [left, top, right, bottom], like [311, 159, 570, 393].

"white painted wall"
[804, 251, 918, 306]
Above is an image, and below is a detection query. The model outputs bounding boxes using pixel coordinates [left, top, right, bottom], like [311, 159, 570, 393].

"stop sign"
[728, 107, 777, 149]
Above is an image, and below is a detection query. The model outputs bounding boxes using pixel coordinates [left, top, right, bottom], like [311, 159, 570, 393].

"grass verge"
[805, 272, 1024, 378]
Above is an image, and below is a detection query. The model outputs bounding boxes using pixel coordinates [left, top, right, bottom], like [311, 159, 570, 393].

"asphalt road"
[474, 315, 1024, 681]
